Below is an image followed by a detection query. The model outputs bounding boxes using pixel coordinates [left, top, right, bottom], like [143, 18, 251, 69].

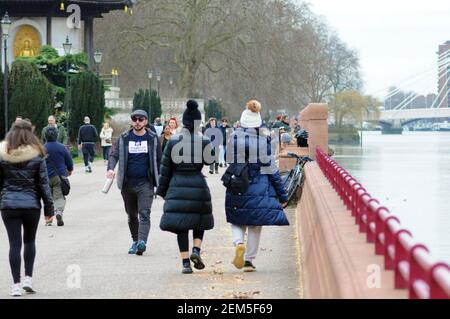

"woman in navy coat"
[225, 100, 289, 272]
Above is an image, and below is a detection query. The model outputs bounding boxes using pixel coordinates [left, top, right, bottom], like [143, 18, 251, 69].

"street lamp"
[2, 11, 12, 136]
[147, 70, 153, 121]
[156, 71, 161, 97]
[63, 36, 72, 140]
[93, 49, 103, 76]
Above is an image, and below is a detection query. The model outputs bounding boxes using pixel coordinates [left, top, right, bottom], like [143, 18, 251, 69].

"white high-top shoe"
[22, 276, 35, 293]
[10, 283, 22, 297]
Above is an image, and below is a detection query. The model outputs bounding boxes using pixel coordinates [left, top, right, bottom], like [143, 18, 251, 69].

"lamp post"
[147, 70, 153, 121]
[156, 71, 161, 97]
[2, 12, 11, 136]
[63, 36, 72, 139]
[93, 49, 103, 77]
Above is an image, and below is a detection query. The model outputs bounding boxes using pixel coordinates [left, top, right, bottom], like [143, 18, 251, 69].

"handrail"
[316, 147, 450, 299]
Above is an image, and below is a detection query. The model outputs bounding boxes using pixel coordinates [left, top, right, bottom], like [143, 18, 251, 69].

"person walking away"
[107, 110, 161, 256]
[0, 120, 54, 296]
[225, 100, 289, 272]
[41, 115, 68, 145]
[100, 122, 114, 165]
[77, 116, 98, 173]
[219, 118, 231, 168]
[156, 100, 215, 274]
[154, 117, 164, 137]
[44, 127, 73, 227]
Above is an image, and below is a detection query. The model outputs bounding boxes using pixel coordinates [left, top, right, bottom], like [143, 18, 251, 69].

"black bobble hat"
[182, 100, 202, 127]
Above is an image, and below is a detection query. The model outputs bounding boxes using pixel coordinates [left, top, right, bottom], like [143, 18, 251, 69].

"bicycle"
[282, 153, 313, 204]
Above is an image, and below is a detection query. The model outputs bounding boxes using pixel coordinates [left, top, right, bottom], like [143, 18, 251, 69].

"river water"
[332, 131, 450, 263]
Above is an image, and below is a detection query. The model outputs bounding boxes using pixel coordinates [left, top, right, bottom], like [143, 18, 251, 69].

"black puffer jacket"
[156, 131, 214, 233]
[0, 142, 54, 216]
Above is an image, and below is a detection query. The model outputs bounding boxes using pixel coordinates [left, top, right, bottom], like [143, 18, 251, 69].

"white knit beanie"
[240, 100, 262, 128]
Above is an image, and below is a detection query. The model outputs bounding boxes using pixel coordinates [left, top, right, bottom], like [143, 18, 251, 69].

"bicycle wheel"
[286, 169, 301, 204]
[282, 169, 294, 188]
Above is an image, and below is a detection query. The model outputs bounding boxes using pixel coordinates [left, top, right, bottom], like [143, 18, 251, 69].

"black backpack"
[221, 163, 250, 194]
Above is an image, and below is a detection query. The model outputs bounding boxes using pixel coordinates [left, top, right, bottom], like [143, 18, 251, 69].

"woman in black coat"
[0, 120, 54, 297]
[156, 100, 215, 274]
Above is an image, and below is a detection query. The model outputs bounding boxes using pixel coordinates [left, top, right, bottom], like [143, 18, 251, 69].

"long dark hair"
[6, 120, 46, 156]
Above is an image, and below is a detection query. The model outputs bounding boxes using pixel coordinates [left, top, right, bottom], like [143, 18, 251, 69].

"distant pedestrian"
[0, 120, 54, 297]
[168, 117, 179, 135]
[219, 118, 231, 168]
[154, 117, 164, 137]
[107, 110, 161, 256]
[205, 117, 220, 174]
[77, 116, 98, 173]
[156, 100, 215, 274]
[100, 122, 114, 165]
[41, 115, 68, 145]
[160, 125, 172, 152]
[225, 100, 289, 272]
[44, 127, 73, 227]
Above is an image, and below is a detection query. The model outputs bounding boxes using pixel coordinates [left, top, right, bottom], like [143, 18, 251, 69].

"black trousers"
[1, 210, 40, 284]
[82, 143, 95, 167]
[177, 230, 205, 253]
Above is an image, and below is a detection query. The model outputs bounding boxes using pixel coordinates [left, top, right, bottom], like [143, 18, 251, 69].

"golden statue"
[13, 25, 41, 59]
[19, 40, 36, 57]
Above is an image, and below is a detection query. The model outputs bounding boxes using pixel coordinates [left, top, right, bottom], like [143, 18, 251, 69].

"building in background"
[0, 0, 133, 70]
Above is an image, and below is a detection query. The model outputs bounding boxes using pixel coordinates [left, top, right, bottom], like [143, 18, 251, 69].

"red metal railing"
[316, 147, 450, 299]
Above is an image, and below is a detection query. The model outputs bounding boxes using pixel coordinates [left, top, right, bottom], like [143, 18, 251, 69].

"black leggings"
[177, 230, 205, 253]
[1, 210, 40, 284]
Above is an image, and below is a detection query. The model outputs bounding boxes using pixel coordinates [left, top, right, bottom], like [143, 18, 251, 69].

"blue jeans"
[102, 146, 111, 161]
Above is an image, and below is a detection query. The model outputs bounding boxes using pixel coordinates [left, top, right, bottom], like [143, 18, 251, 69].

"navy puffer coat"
[225, 128, 289, 226]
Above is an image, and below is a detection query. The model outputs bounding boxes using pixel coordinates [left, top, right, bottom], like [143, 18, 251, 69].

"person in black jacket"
[77, 116, 98, 173]
[156, 100, 215, 274]
[0, 120, 54, 297]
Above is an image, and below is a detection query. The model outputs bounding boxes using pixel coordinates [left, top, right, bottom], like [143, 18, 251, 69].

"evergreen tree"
[205, 99, 224, 120]
[132, 88, 161, 122]
[8, 60, 54, 135]
[142, 89, 150, 116]
[68, 71, 105, 141]
[149, 89, 162, 123]
[133, 89, 145, 111]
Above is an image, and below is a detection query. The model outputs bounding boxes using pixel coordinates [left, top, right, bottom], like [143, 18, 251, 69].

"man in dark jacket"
[44, 127, 74, 226]
[107, 110, 162, 256]
[78, 116, 98, 173]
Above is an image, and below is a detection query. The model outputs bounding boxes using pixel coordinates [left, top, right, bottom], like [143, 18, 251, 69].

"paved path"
[0, 161, 302, 299]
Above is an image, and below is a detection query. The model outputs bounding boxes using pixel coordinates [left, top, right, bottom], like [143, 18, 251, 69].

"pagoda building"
[0, 0, 133, 69]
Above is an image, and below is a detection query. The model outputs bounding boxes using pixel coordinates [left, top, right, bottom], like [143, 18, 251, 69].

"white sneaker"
[10, 283, 22, 297]
[22, 276, 35, 293]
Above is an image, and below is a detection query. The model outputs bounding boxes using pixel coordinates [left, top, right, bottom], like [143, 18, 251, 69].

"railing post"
[394, 230, 413, 289]
[303, 103, 328, 160]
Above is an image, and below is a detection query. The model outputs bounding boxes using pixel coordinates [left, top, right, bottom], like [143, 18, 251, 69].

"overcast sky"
[307, 0, 450, 98]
